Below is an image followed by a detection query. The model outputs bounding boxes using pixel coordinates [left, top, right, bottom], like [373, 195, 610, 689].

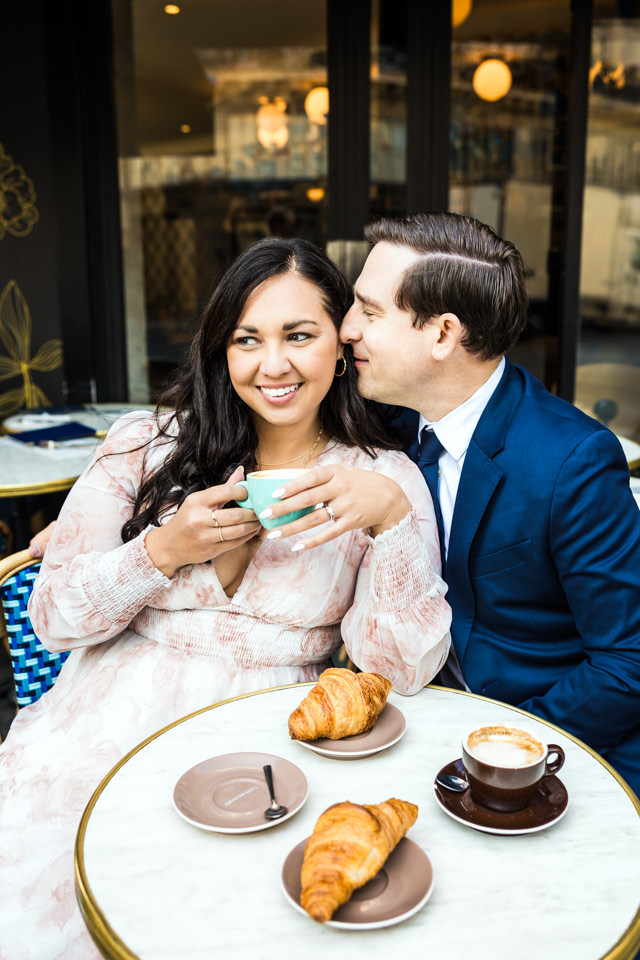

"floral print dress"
[0, 413, 450, 960]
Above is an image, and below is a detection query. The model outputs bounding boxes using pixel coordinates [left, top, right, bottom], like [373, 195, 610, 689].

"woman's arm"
[339, 453, 451, 695]
[28, 414, 260, 652]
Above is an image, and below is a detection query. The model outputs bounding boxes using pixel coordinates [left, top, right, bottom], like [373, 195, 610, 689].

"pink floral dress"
[0, 413, 450, 959]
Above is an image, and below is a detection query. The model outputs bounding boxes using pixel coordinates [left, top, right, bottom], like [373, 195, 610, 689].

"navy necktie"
[418, 427, 445, 567]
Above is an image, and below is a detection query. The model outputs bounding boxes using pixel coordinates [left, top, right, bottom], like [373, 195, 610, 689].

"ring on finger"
[322, 501, 336, 523]
[218, 526, 225, 542]
[211, 510, 220, 528]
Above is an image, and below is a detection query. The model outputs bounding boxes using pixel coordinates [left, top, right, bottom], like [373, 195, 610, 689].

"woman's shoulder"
[103, 410, 177, 444]
[322, 441, 417, 474]
[96, 410, 179, 468]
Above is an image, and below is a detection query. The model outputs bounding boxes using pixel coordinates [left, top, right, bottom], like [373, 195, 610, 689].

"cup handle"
[545, 744, 565, 776]
[235, 480, 252, 509]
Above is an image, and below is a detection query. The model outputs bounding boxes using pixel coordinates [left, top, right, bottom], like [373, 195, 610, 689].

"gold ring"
[218, 527, 225, 542]
[323, 502, 336, 523]
[211, 511, 220, 528]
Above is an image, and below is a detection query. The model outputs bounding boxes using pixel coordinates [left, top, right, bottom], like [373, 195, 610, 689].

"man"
[339, 212, 640, 798]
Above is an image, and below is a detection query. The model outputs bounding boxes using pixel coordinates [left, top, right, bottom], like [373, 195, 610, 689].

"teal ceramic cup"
[235, 469, 314, 530]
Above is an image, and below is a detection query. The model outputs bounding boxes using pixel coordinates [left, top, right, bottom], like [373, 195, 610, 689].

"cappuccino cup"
[235, 469, 314, 531]
[461, 723, 565, 813]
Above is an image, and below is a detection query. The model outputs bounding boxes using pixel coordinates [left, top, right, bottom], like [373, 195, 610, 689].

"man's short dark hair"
[364, 212, 528, 359]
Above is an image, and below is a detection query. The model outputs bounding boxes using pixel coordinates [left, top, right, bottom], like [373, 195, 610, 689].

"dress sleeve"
[27, 415, 171, 653]
[340, 452, 451, 695]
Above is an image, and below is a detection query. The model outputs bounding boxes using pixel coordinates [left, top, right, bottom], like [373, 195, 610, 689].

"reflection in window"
[576, 18, 640, 452]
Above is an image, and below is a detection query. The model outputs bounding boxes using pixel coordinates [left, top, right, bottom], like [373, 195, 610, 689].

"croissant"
[300, 798, 419, 923]
[288, 668, 392, 741]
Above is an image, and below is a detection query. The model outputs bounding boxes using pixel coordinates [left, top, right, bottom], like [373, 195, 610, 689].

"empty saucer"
[173, 752, 308, 833]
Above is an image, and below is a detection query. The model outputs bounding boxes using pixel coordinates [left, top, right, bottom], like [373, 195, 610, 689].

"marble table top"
[76, 684, 640, 960]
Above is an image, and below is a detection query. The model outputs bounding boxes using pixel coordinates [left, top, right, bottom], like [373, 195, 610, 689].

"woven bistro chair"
[0, 549, 70, 708]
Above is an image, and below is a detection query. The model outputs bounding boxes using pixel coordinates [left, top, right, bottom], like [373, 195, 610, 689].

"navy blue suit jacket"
[397, 358, 640, 797]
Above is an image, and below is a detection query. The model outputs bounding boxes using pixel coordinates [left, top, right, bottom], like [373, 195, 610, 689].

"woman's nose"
[259, 345, 292, 377]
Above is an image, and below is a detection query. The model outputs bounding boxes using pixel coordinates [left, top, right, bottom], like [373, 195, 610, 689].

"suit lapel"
[446, 360, 525, 662]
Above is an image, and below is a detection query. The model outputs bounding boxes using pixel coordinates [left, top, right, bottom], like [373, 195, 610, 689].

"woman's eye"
[287, 332, 312, 342]
[234, 336, 258, 346]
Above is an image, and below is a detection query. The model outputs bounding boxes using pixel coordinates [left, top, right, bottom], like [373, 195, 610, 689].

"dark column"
[553, 0, 592, 401]
[406, 0, 451, 214]
[45, 0, 127, 402]
[327, 0, 371, 242]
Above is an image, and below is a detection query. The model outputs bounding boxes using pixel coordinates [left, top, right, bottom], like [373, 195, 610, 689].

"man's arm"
[519, 429, 640, 755]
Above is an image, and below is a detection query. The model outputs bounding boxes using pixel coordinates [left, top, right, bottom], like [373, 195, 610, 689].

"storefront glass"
[575, 11, 640, 455]
[448, 0, 572, 392]
[112, 0, 327, 401]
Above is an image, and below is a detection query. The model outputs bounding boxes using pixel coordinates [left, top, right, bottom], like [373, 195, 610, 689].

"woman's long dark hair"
[122, 237, 401, 541]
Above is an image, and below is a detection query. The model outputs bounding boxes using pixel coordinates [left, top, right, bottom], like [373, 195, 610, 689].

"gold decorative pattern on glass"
[0, 280, 63, 417]
[0, 144, 39, 239]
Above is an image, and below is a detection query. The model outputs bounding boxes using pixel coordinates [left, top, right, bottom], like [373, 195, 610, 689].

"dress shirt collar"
[418, 356, 505, 459]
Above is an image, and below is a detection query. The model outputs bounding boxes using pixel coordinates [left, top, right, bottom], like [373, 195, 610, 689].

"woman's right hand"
[144, 469, 261, 578]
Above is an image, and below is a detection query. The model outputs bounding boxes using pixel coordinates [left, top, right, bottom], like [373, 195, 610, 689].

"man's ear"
[431, 312, 464, 360]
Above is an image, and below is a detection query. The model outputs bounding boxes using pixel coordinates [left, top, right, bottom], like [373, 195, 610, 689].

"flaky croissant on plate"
[288, 667, 392, 741]
[300, 798, 419, 923]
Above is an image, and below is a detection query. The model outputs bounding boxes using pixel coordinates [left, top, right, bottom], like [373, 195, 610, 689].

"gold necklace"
[257, 427, 324, 469]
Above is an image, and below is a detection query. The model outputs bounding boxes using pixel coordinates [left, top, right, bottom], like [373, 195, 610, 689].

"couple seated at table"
[3, 214, 640, 960]
[0, 236, 451, 960]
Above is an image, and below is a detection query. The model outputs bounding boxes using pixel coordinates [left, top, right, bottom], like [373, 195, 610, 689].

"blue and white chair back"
[0, 549, 70, 707]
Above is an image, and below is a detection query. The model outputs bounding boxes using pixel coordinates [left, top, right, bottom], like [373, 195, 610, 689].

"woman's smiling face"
[226, 272, 342, 431]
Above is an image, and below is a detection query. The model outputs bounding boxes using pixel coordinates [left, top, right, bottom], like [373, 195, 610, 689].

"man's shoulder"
[508, 363, 607, 439]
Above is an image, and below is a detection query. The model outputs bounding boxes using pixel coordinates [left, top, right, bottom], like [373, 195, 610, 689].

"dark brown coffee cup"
[461, 723, 565, 813]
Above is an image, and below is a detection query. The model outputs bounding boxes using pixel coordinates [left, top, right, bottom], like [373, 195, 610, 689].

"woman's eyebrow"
[235, 319, 320, 333]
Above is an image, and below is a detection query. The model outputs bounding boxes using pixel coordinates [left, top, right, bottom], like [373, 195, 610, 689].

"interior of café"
[1, 3, 640, 957]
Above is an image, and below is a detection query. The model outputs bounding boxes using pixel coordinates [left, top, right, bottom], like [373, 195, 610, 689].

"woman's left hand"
[257, 463, 412, 551]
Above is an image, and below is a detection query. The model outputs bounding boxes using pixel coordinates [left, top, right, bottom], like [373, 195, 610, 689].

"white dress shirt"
[417, 358, 505, 689]
[418, 357, 505, 557]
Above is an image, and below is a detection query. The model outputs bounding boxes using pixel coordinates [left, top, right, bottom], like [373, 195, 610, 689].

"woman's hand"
[257, 463, 412, 552]
[145, 468, 261, 577]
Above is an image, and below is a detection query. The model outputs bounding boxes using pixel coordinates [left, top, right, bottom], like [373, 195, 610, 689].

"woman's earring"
[334, 356, 347, 378]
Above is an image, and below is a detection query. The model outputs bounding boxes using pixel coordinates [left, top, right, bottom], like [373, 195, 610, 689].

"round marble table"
[75, 684, 640, 960]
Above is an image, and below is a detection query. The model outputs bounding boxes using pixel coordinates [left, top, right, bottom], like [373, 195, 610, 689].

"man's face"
[340, 242, 434, 407]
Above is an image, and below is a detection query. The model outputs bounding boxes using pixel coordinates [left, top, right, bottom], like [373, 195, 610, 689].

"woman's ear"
[431, 312, 464, 361]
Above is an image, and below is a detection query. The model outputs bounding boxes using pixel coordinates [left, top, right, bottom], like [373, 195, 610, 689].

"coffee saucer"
[292, 703, 406, 759]
[433, 759, 569, 835]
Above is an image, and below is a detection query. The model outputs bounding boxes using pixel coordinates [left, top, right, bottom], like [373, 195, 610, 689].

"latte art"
[466, 726, 544, 768]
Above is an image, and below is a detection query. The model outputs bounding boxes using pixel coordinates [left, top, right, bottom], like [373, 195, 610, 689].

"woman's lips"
[257, 383, 302, 404]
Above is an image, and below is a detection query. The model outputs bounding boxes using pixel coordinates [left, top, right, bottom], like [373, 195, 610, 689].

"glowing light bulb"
[304, 86, 329, 126]
[472, 59, 512, 102]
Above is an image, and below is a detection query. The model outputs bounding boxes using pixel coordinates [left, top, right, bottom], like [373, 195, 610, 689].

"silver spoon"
[262, 764, 288, 820]
[436, 773, 469, 793]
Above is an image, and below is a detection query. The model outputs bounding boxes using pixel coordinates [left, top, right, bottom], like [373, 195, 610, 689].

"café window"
[112, 0, 328, 402]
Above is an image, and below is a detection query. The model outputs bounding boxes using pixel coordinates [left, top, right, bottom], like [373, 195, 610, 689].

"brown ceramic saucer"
[292, 703, 406, 760]
[433, 758, 569, 835]
[173, 752, 308, 834]
[281, 837, 434, 929]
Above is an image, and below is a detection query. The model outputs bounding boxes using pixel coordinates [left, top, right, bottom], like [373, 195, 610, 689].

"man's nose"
[340, 303, 361, 343]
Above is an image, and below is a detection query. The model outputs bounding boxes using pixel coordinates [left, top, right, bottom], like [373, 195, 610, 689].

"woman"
[0, 238, 450, 959]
